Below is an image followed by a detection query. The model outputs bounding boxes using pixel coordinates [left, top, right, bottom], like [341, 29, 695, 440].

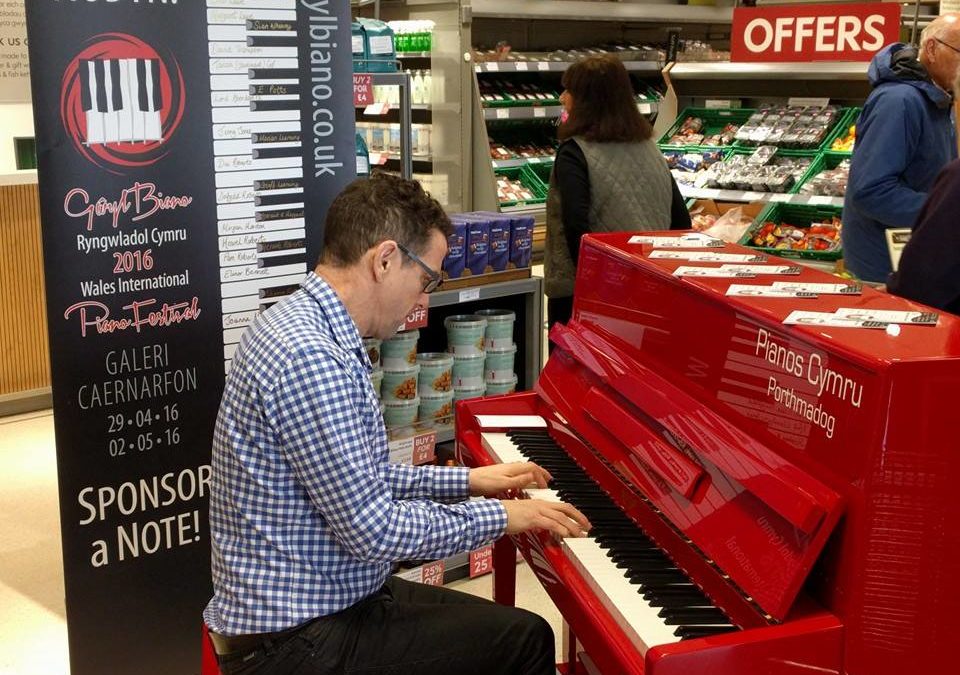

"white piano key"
[86, 111, 106, 145]
[220, 249, 259, 267]
[118, 59, 134, 141]
[215, 167, 302, 189]
[209, 43, 298, 59]
[223, 326, 248, 345]
[220, 269, 305, 295]
[224, 358, 233, 375]
[207, 0, 296, 8]
[214, 154, 301, 172]
[210, 74, 252, 91]
[144, 111, 162, 142]
[212, 107, 300, 124]
[207, 9, 296, 25]
[218, 216, 304, 235]
[564, 537, 681, 652]
[219, 227, 305, 252]
[209, 57, 298, 74]
[216, 186, 255, 204]
[221, 261, 306, 284]
[212, 120, 300, 141]
[224, 342, 239, 361]
[222, 294, 263, 314]
[214, 138, 253, 156]
[213, 91, 253, 108]
[218, 202, 256, 220]
[481, 432, 528, 466]
[525, 488, 563, 503]
[223, 309, 259, 331]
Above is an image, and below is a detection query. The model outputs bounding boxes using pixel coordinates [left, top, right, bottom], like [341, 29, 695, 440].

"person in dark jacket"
[887, 158, 960, 313]
[843, 14, 960, 283]
[544, 55, 690, 333]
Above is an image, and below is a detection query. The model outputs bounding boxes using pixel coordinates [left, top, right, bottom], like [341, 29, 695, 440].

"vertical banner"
[24, 2, 354, 674]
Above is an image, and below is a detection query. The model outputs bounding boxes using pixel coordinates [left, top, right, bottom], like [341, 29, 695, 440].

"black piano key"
[626, 569, 690, 585]
[256, 208, 304, 222]
[248, 35, 298, 48]
[249, 68, 299, 80]
[260, 284, 299, 300]
[252, 131, 302, 144]
[646, 593, 714, 609]
[255, 193, 304, 207]
[259, 253, 305, 269]
[659, 607, 730, 625]
[254, 177, 303, 191]
[675, 625, 737, 641]
[247, 19, 296, 31]
[109, 59, 122, 111]
[80, 60, 92, 111]
[258, 238, 305, 254]
[95, 59, 108, 112]
[150, 59, 163, 111]
[252, 146, 301, 160]
[251, 99, 300, 112]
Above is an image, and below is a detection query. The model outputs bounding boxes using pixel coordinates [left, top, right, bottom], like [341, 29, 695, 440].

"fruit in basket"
[831, 124, 856, 152]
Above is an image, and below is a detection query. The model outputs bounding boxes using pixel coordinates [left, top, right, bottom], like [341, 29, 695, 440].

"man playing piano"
[203, 172, 590, 675]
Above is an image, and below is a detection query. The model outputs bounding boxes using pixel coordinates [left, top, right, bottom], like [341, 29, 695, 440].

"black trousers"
[218, 577, 555, 675]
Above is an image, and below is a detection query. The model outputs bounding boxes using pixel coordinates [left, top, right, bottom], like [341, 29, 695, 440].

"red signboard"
[731, 2, 901, 62]
[397, 305, 428, 331]
[353, 73, 373, 107]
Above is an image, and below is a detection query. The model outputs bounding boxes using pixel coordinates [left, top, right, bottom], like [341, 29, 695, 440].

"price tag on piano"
[719, 264, 802, 276]
[396, 305, 428, 332]
[834, 308, 940, 325]
[673, 266, 756, 278]
[726, 284, 818, 298]
[353, 73, 373, 107]
[533, 107, 547, 118]
[771, 281, 863, 295]
[783, 310, 890, 329]
[421, 560, 445, 586]
[469, 545, 493, 578]
[363, 101, 392, 116]
[629, 233, 724, 248]
[649, 251, 767, 263]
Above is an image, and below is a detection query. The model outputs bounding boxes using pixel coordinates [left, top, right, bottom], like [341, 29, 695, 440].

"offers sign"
[731, 2, 902, 62]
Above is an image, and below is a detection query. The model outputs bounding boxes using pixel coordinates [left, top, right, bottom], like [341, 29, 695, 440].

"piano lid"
[539, 320, 844, 622]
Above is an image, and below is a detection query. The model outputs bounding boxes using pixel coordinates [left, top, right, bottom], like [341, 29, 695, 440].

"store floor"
[0, 409, 565, 675]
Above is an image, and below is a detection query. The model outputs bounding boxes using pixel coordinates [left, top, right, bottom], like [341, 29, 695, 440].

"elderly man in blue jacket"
[843, 13, 960, 282]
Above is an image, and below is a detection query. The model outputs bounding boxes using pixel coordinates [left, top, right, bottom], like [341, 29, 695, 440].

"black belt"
[208, 627, 298, 662]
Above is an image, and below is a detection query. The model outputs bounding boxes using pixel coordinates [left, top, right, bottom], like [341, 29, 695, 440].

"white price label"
[742, 192, 764, 201]
[486, 62, 500, 72]
[537, 62, 550, 71]
[459, 288, 481, 302]
[533, 107, 547, 118]
[515, 62, 528, 71]
[809, 195, 834, 206]
[638, 103, 652, 114]
[495, 108, 509, 119]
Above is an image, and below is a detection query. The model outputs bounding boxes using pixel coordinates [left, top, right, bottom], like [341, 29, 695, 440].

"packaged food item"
[734, 105, 842, 150]
[445, 315, 487, 355]
[830, 124, 856, 152]
[475, 308, 515, 350]
[751, 217, 842, 252]
[799, 159, 851, 197]
[382, 364, 420, 402]
[416, 352, 454, 393]
[382, 330, 419, 369]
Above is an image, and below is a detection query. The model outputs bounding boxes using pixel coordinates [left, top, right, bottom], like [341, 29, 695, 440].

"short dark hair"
[558, 55, 652, 143]
[320, 172, 453, 267]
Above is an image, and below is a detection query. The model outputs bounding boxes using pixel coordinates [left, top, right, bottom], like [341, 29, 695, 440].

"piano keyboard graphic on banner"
[208, 0, 307, 369]
[80, 58, 163, 144]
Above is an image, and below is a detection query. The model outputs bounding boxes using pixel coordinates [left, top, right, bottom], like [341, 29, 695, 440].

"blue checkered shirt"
[203, 273, 507, 635]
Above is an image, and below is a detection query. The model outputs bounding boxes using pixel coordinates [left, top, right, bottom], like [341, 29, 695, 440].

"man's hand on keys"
[502, 499, 592, 538]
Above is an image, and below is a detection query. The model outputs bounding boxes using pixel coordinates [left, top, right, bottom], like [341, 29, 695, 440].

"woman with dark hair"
[544, 55, 690, 331]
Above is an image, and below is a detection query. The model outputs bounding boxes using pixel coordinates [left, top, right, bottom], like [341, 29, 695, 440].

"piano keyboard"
[207, 0, 308, 370]
[482, 429, 739, 652]
[80, 57, 163, 144]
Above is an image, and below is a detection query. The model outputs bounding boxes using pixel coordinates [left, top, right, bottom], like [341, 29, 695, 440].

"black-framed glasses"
[936, 37, 960, 55]
[397, 242, 443, 294]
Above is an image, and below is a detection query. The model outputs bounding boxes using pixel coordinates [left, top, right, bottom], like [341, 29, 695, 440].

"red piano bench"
[201, 623, 223, 675]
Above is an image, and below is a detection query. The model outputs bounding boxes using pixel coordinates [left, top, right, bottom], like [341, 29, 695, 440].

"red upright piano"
[456, 231, 960, 675]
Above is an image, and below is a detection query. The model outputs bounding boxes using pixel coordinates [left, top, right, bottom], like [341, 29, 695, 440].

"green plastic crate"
[657, 107, 755, 152]
[823, 107, 860, 156]
[494, 165, 547, 207]
[795, 153, 851, 198]
[740, 202, 843, 262]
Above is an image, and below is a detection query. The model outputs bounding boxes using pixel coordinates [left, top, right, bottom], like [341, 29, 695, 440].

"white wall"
[0, 103, 35, 176]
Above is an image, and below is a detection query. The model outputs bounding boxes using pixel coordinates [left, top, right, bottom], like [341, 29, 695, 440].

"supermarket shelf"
[397, 51, 432, 59]
[484, 101, 657, 121]
[681, 186, 844, 208]
[431, 275, 541, 308]
[469, 0, 734, 24]
[668, 62, 869, 82]
[475, 60, 662, 74]
[491, 156, 553, 169]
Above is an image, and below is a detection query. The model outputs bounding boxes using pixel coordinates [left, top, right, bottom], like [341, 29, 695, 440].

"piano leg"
[564, 623, 578, 673]
[492, 535, 517, 606]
